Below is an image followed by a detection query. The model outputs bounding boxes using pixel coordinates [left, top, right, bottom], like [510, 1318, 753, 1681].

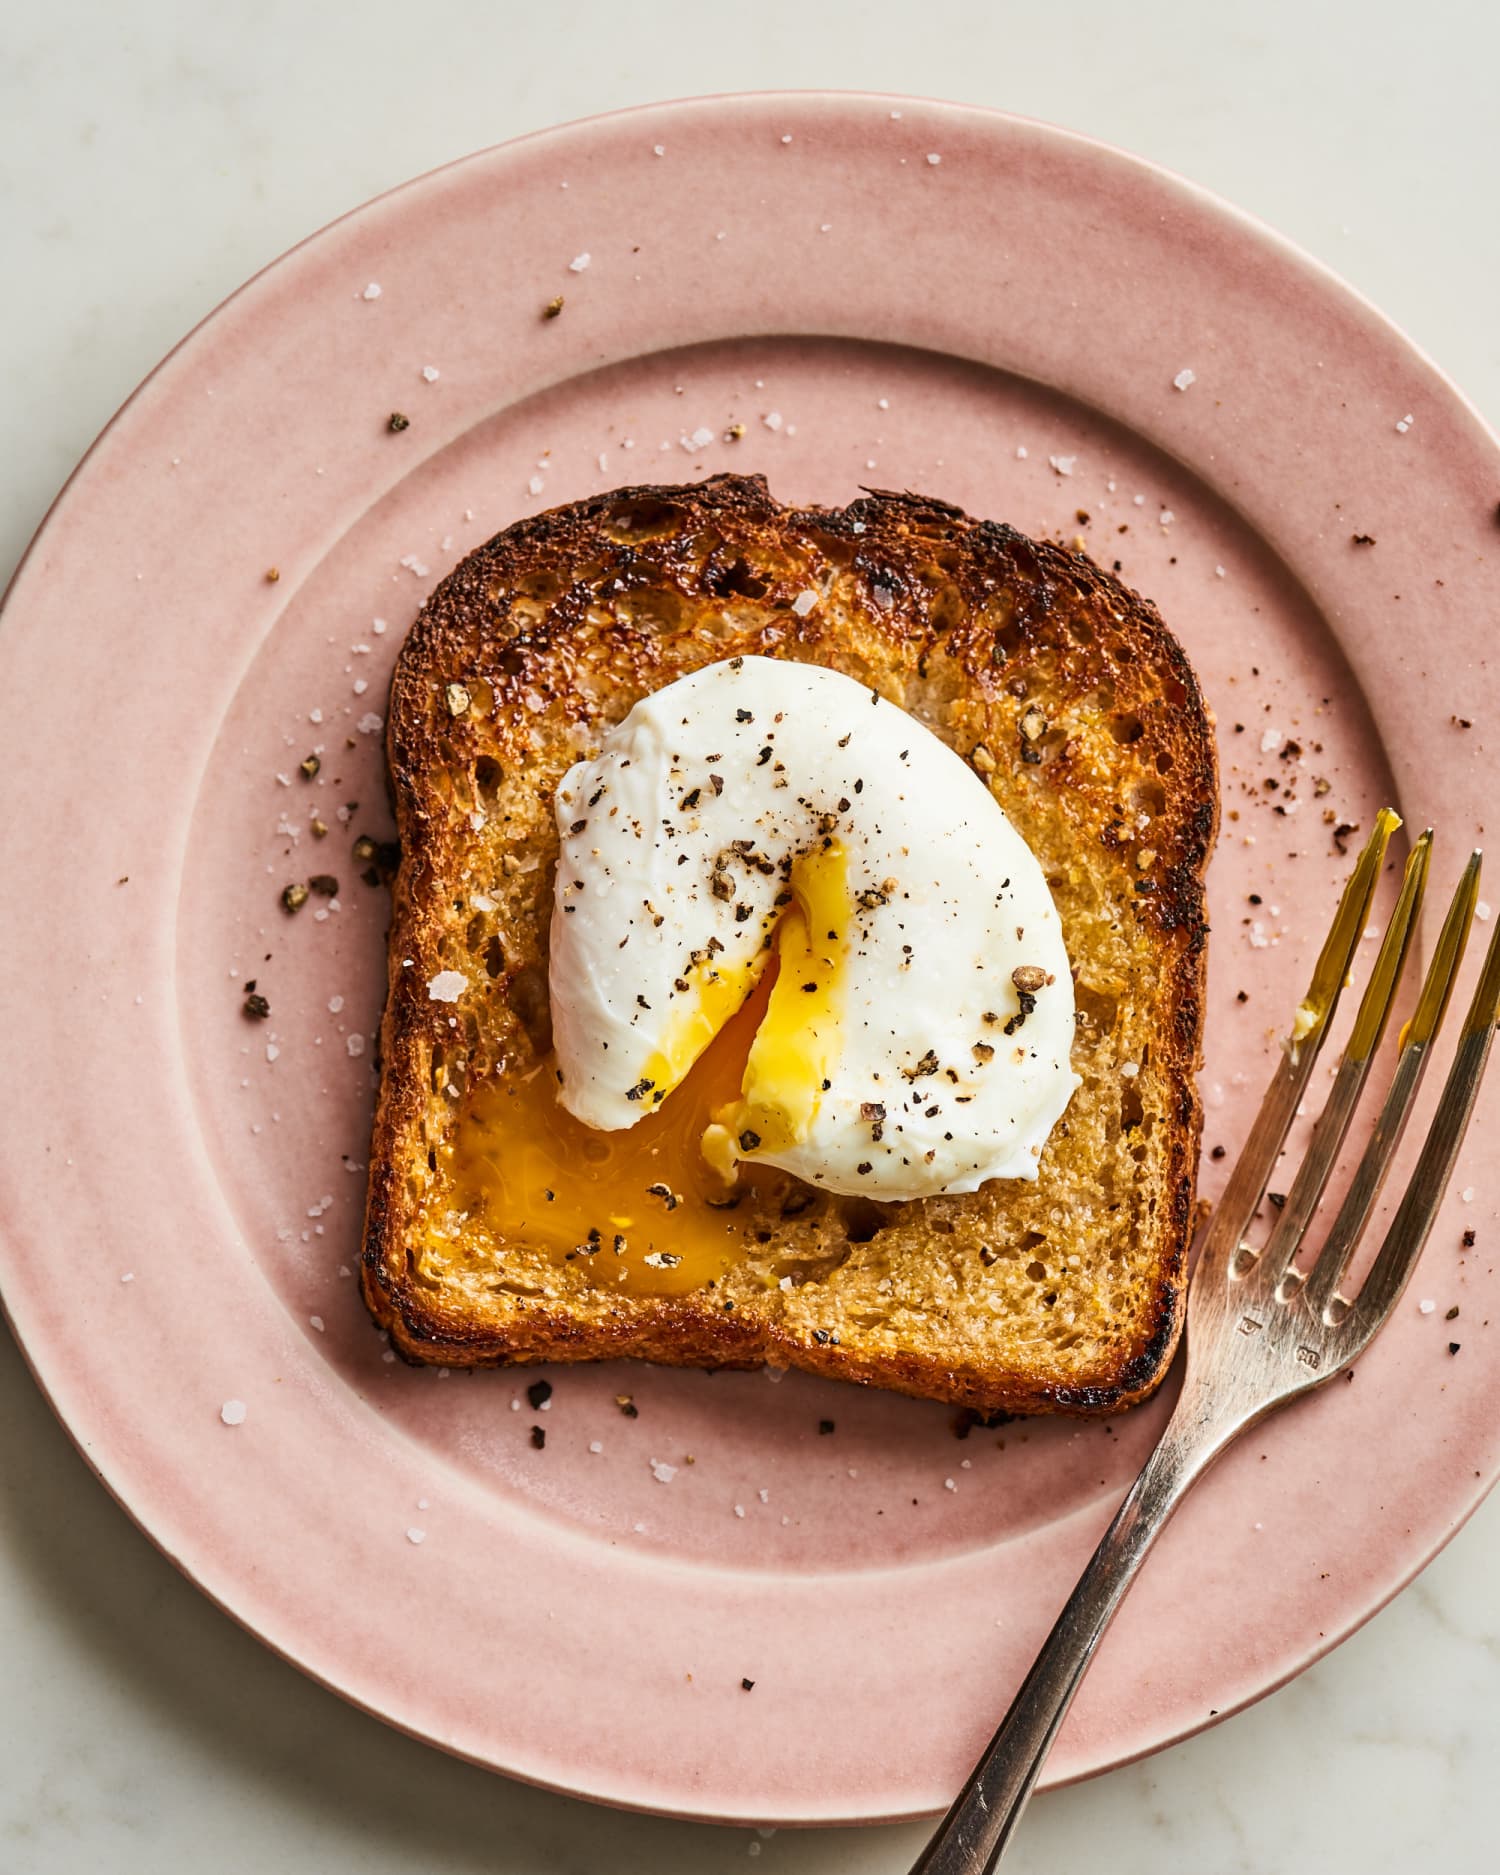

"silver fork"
[911, 810, 1500, 1874]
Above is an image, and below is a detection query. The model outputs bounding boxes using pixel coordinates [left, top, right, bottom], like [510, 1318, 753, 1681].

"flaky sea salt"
[762, 411, 783, 431]
[1049, 454, 1076, 476]
[361, 282, 382, 301]
[427, 970, 468, 1003]
[926, 152, 942, 166]
[1173, 367, 1197, 391]
[407, 1527, 426, 1545]
[792, 589, 818, 616]
[1418, 1298, 1436, 1315]
[220, 1399, 247, 1426]
[569, 252, 591, 273]
[528, 474, 545, 496]
[421, 365, 440, 383]
[1261, 726, 1283, 753]
[650, 1458, 678, 1484]
[357, 712, 384, 734]
[346, 1034, 365, 1058]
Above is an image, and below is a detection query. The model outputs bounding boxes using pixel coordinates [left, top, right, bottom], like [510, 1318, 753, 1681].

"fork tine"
[1302, 850, 1481, 1318]
[1344, 861, 1500, 1336]
[1195, 810, 1400, 1279]
[1257, 832, 1430, 1295]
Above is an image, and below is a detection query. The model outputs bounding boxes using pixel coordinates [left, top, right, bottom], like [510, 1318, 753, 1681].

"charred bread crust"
[362, 475, 1217, 1415]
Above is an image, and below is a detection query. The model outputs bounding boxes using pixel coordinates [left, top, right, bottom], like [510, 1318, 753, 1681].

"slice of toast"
[362, 475, 1217, 1414]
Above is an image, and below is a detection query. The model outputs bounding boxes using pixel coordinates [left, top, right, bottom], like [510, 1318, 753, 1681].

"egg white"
[546, 656, 1079, 1200]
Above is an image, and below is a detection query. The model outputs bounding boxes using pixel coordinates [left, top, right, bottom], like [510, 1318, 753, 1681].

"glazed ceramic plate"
[2, 94, 1497, 1827]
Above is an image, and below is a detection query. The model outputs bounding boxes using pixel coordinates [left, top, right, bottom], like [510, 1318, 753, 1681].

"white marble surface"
[3, 4, 1498, 1870]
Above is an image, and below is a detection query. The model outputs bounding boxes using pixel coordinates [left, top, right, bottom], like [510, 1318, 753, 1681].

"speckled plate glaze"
[1, 94, 1497, 1827]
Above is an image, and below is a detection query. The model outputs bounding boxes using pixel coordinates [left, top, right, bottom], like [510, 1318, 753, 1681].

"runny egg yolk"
[446, 842, 847, 1296]
[704, 840, 845, 1174]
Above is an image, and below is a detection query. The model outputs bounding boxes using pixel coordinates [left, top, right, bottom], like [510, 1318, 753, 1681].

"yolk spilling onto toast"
[447, 844, 846, 1297]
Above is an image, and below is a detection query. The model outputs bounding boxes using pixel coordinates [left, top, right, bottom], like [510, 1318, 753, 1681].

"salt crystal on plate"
[944, 1477, 957, 1491]
[652, 144, 665, 157]
[421, 365, 440, 382]
[399, 554, 430, 577]
[120, 1272, 135, 1284]
[1173, 367, 1197, 391]
[329, 994, 345, 1012]
[309, 1315, 325, 1333]
[926, 152, 942, 166]
[1477, 901, 1492, 923]
[1461, 1186, 1475, 1202]
[427, 970, 468, 1003]
[1418, 1298, 1436, 1314]
[684, 425, 715, 450]
[346, 1034, 365, 1058]
[569, 252, 591, 273]
[1261, 727, 1283, 753]
[372, 617, 387, 634]
[357, 712, 383, 734]
[780, 133, 792, 144]
[589, 1441, 604, 1454]
[1395, 413, 1413, 433]
[220, 1399, 247, 1426]
[528, 474, 545, 496]
[650, 1458, 678, 1484]
[266, 1042, 280, 1062]
[792, 589, 818, 617]
[1015, 445, 1027, 459]
[361, 282, 382, 301]
[406, 1527, 426, 1545]
[762, 411, 783, 431]
[1049, 454, 1076, 476]
[733, 1504, 746, 1518]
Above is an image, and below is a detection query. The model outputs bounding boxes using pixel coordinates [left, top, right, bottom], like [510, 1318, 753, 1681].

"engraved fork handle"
[909, 1383, 1238, 1875]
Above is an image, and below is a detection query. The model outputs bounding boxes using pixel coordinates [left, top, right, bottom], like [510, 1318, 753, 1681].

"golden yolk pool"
[447, 845, 846, 1297]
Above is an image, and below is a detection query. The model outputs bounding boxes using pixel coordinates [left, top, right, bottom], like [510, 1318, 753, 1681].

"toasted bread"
[361, 475, 1217, 1414]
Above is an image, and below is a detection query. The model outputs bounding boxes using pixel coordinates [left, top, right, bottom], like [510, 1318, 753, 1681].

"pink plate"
[2, 94, 1498, 1827]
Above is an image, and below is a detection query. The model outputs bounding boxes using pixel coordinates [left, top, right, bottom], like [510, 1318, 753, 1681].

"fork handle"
[908, 1411, 1220, 1874]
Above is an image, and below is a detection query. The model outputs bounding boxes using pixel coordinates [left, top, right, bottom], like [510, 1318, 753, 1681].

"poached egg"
[547, 656, 1078, 1201]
